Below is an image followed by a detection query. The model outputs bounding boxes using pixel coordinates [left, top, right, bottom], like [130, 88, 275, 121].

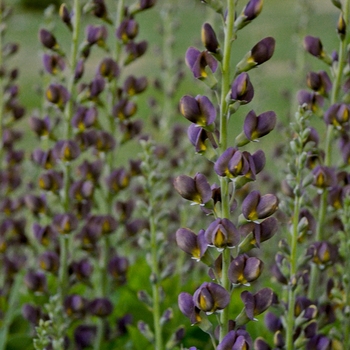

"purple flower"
[228, 254, 263, 285]
[173, 173, 212, 205]
[180, 94, 216, 127]
[205, 218, 239, 250]
[201, 23, 220, 54]
[185, 47, 218, 79]
[242, 190, 279, 221]
[243, 110, 276, 141]
[193, 282, 230, 314]
[176, 228, 208, 261]
[217, 329, 253, 350]
[231, 73, 254, 104]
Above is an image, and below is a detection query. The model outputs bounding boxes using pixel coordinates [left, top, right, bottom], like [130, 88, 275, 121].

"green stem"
[64, 0, 81, 140]
[57, 0, 81, 331]
[285, 194, 301, 350]
[218, 0, 235, 342]
[149, 200, 163, 350]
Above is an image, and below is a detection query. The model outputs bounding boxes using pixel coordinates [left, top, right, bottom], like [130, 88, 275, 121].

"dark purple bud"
[53, 140, 80, 162]
[74, 59, 85, 82]
[173, 173, 212, 205]
[178, 292, 201, 325]
[307, 334, 332, 350]
[124, 75, 147, 95]
[264, 312, 282, 332]
[38, 251, 59, 273]
[193, 282, 230, 314]
[297, 90, 324, 114]
[78, 160, 103, 183]
[113, 98, 137, 120]
[324, 103, 350, 129]
[187, 124, 214, 153]
[243, 110, 276, 141]
[25, 270, 47, 293]
[312, 165, 336, 189]
[33, 223, 57, 246]
[303, 36, 332, 64]
[64, 294, 87, 318]
[59, 4, 72, 28]
[98, 57, 119, 80]
[87, 215, 117, 235]
[217, 329, 252, 350]
[24, 195, 47, 216]
[74, 325, 96, 349]
[337, 13, 346, 38]
[108, 255, 128, 284]
[46, 83, 70, 107]
[89, 297, 113, 317]
[106, 168, 130, 193]
[38, 170, 63, 192]
[180, 95, 216, 127]
[94, 130, 116, 152]
[254, 337, 271, 350]
[201, 23, 220, 54]
[88, 76, 105, 98]
[231, 72, 254, 104]
[78, 226, 100, 250]
[116, 19, 139, 43]
[71, 258, 94, 281]
[29, 116, 51, 137]
[53, 213, 78, 234]
[86, 25, 108, 46]
[306, 241, 337, 266]
[243, 0, 263, 20]
[185, 47, 218, 79]
[72, 106, 98, 130]
[139, 0, 156, 10]
[69, 180, 94, 201]
[31, 149, 56, 169]
[251, 37, 275, 65]
[91, 0, 109, 19]
[125, 41, 148, 65]
[242, 190, 279, 221]
[228, 254, 263, 285]
[176, 228, 208, 261]
[42, 54, 65, 75]
[306, 71, 332, 96]
[39, 29, 58, 50]
[22, 304, 43, 325]
[205, 218, 239, 250]
[240, 288, 274, 321]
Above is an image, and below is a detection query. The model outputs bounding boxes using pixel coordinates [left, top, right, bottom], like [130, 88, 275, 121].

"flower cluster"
[174, 0, 279, 347]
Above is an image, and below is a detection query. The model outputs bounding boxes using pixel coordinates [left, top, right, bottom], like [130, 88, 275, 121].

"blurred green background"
[9, 0, 339, 116]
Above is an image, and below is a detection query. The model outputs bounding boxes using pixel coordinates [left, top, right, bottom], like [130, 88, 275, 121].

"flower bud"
[39, 28, 58, 50]
[201, 23, 220, 54]
[173, 173, 212, 205]
[193, 282, 230, 314]
[180, 95, 216, 127]
[230, 73, 254, 104]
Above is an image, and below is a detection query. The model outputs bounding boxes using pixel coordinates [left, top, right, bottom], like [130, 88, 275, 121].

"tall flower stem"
[218, 0, 235, 342]
[285, 110, 306, 349]
[58, 0, 81, 303]
[308, 0, 350, 300]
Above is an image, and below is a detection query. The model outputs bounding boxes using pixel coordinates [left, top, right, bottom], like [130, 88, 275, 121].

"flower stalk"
[218, 0, 235, 341]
